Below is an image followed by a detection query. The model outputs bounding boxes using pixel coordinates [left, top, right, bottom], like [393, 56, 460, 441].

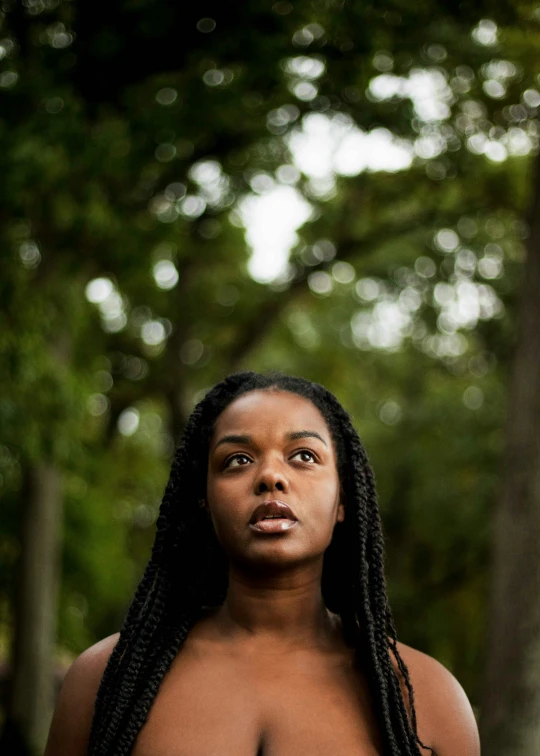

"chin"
[239, 543, 326, 571]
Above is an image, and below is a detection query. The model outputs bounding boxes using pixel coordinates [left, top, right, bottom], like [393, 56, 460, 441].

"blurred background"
[1, 1, 539, 754]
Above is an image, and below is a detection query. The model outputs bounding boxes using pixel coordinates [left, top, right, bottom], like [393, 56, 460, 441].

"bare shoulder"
[393, 641, 480, 756]
[44, 633, 120, 756]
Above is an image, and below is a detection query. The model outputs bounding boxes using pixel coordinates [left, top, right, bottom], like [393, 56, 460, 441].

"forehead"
[211, 390, 330, 439]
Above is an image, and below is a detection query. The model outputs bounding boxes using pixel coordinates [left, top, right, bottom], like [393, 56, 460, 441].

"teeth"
[262, 515, 283, 520]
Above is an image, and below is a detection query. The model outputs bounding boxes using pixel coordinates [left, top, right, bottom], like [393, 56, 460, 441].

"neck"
[211, 561, 339, 650]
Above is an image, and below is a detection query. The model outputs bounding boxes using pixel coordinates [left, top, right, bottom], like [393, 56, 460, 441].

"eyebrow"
[214, 434, 252, 450]
[214, 430, 328, 450]
[286, 430, 327, 446]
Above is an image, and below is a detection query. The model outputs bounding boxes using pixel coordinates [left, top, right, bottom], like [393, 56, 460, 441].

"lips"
[249, 499, 298, 525]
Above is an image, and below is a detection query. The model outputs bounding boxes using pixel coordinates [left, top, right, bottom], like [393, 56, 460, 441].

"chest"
[132, 648, 383, 756]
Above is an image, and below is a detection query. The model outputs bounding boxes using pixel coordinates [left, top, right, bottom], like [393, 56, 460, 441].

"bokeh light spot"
[415, 256, 436, 277]
[87, 393, 109, 417]
[19, 241, 41, 269]
[0, 71, 18, 88]
[141, 320, 166, 346]
[156, 87, 177, 106]
[196, 17, 216, 33]
[180, 339, 204, 365]
[523, 89, 540, 108]
[332, 261, 355, 284]
[153, 260, 179, 290]
[472, 19, 498, 46]
[379, 401, 402, 425]
[463, 386, 484, 410]
[355, 278, 380, 302]
[308, 270, 333, 295]
[86, 278, 113, 304]
[118, 408, 140, 436]
[435, 228, 459, 253]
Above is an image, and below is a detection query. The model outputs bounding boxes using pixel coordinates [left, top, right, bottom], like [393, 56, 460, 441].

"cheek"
[304, 474, 341, 532]
[206, 465, 231, 507]
[206, 481, 228, 527]
[316, 473, 340, 506]
[206, 474, 248, 543]
[206, 471, 241, 508]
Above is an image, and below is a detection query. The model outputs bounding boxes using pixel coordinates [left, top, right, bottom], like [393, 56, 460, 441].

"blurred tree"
[0, 0, 538, 753]
[479, 153, 540, 754]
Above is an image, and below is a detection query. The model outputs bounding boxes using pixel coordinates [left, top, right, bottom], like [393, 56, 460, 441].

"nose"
[254, 459, 289, 496]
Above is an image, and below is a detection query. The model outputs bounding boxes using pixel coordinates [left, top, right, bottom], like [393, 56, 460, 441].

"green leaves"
[0, 0, 535, 711]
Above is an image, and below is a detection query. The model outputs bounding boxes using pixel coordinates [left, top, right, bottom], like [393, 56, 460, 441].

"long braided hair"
[88, 371, 436, 755]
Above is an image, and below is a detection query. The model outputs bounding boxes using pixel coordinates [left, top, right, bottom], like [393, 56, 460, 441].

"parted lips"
[249, 500, 298, 525]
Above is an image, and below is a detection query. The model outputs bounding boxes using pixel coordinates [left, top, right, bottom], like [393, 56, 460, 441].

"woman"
[45, 371, 480, 756]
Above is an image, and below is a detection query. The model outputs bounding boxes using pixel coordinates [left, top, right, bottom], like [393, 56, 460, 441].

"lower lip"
[249, 519, 298, 534]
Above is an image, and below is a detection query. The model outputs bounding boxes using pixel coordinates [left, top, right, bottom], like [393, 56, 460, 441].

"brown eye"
[292, 450, 316, 463]
[225, 453, 251, 468]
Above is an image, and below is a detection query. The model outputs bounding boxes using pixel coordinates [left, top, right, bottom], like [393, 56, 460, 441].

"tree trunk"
[480, 155, 540, 753]
[7, 463, 63, 754]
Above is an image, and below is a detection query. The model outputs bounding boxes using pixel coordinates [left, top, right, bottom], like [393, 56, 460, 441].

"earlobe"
[336, 483, 346, 522]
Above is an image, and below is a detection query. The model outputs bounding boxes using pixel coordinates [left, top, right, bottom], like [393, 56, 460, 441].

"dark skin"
[45, 390, 480, 756]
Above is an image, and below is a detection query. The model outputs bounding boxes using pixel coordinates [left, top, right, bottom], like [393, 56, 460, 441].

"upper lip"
[249, 500, 298, 524]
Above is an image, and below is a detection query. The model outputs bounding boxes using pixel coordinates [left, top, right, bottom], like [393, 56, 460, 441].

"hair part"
[88, 371, 436, 756]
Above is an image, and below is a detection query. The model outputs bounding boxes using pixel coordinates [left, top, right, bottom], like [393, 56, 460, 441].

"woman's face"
[206, 389, 344, 571]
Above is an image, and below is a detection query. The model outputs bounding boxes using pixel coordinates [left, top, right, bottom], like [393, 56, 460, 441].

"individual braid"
[88, 371, 437, 755]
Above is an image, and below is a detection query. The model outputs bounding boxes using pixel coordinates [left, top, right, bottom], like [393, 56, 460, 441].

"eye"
[291, 449, 317, 463]
[224, 453, 252, 469]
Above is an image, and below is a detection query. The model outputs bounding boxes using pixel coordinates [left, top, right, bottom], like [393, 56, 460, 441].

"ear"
[336, 489, 345, 523]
